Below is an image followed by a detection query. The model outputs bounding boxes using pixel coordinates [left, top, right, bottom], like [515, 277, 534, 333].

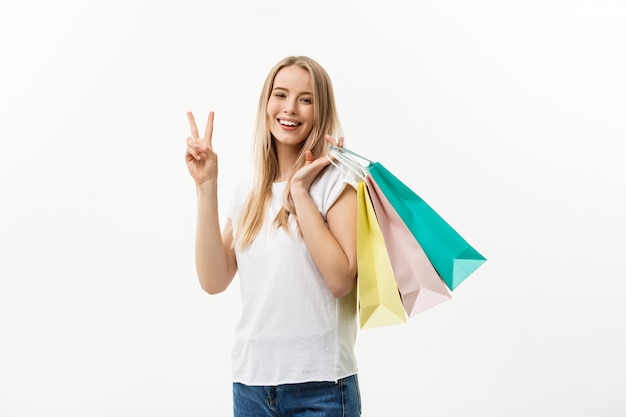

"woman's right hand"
[185, 111, 218, 186]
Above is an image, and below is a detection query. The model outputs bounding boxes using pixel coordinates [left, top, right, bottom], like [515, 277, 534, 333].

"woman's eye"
[274, 92, 286, 98]
[301, 97, 312, 104]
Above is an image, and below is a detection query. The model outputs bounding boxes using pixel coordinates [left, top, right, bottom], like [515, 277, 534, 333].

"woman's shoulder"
[310, 164, 359, 216]
[312, 163, 359, 191]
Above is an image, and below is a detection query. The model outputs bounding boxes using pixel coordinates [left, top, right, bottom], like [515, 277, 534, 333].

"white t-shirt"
[228, 164, 358, 386]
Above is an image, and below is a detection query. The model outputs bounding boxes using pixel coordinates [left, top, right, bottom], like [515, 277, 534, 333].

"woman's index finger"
[187, 111, 200, 140]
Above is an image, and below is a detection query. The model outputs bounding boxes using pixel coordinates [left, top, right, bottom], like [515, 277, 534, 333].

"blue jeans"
[233, 374, 361, 417]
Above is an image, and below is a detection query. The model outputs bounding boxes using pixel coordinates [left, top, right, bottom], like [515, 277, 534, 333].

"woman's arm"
[292, 184, 358, 298]
[290, 140, 358, 298]
[185, 111, 237, 294]
[194, 182, 238, 294]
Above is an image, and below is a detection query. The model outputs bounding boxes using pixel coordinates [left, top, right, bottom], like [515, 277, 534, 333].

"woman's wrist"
[290, 182, 310, 199]
[196, 178, 218, 194]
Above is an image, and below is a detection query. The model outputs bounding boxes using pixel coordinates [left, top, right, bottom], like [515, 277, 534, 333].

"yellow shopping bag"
[357, 181, 407, 329]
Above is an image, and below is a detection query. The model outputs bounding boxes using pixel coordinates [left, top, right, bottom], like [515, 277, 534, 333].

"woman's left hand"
[291, 136, 344, 193]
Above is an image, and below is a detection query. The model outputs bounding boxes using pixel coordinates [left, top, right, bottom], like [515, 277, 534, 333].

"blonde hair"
[235, 56, 342, 247]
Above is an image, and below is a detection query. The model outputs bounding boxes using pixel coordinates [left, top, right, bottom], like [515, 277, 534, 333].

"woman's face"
[266, 65, 315, 150]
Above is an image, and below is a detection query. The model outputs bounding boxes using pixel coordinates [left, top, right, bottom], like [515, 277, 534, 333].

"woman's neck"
[274, 143, 302, 182]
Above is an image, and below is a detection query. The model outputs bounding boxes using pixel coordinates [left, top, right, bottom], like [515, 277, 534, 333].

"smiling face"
[266, 65, 315, 150]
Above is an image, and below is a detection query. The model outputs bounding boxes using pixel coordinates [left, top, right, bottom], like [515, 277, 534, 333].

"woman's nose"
[283, 99, 297, 114]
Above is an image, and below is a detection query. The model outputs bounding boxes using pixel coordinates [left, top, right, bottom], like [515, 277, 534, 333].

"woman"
[185, 56, 361, 416]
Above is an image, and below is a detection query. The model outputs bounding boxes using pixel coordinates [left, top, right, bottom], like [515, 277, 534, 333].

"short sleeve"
[309, 164, 359, 219]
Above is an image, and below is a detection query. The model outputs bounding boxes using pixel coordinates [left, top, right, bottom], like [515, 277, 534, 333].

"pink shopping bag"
[365, 175, 451, 317]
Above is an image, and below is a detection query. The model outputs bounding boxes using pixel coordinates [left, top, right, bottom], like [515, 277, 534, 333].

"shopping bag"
[356, 181, 407, 329]
[365, 175, 451, 316]
[368, 163, 486, 290]
[329, 146, 486, 291]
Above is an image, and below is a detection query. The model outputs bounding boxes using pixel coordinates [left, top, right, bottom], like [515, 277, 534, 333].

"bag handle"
[327, 146, 369, 180]
[329, 145, 373, 164]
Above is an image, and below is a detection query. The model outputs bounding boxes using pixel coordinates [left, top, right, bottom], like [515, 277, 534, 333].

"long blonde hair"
[235, 56, 342, 247]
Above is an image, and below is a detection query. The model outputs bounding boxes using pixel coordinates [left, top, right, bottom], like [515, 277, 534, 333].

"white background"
[1, 0, 625, 415]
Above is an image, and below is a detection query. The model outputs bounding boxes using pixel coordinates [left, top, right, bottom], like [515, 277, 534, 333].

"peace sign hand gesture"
[185, 111, 218, 186]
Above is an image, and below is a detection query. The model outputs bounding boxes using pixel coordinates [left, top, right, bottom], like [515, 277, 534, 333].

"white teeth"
[279, 119, 299, 126]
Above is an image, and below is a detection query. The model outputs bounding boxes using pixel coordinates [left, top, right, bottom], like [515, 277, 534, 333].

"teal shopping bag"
[368, 163, 486, 290]
[329, 146, 486, 290]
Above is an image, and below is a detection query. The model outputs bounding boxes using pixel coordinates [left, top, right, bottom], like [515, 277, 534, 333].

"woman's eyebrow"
[272, 86, 312, 95]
